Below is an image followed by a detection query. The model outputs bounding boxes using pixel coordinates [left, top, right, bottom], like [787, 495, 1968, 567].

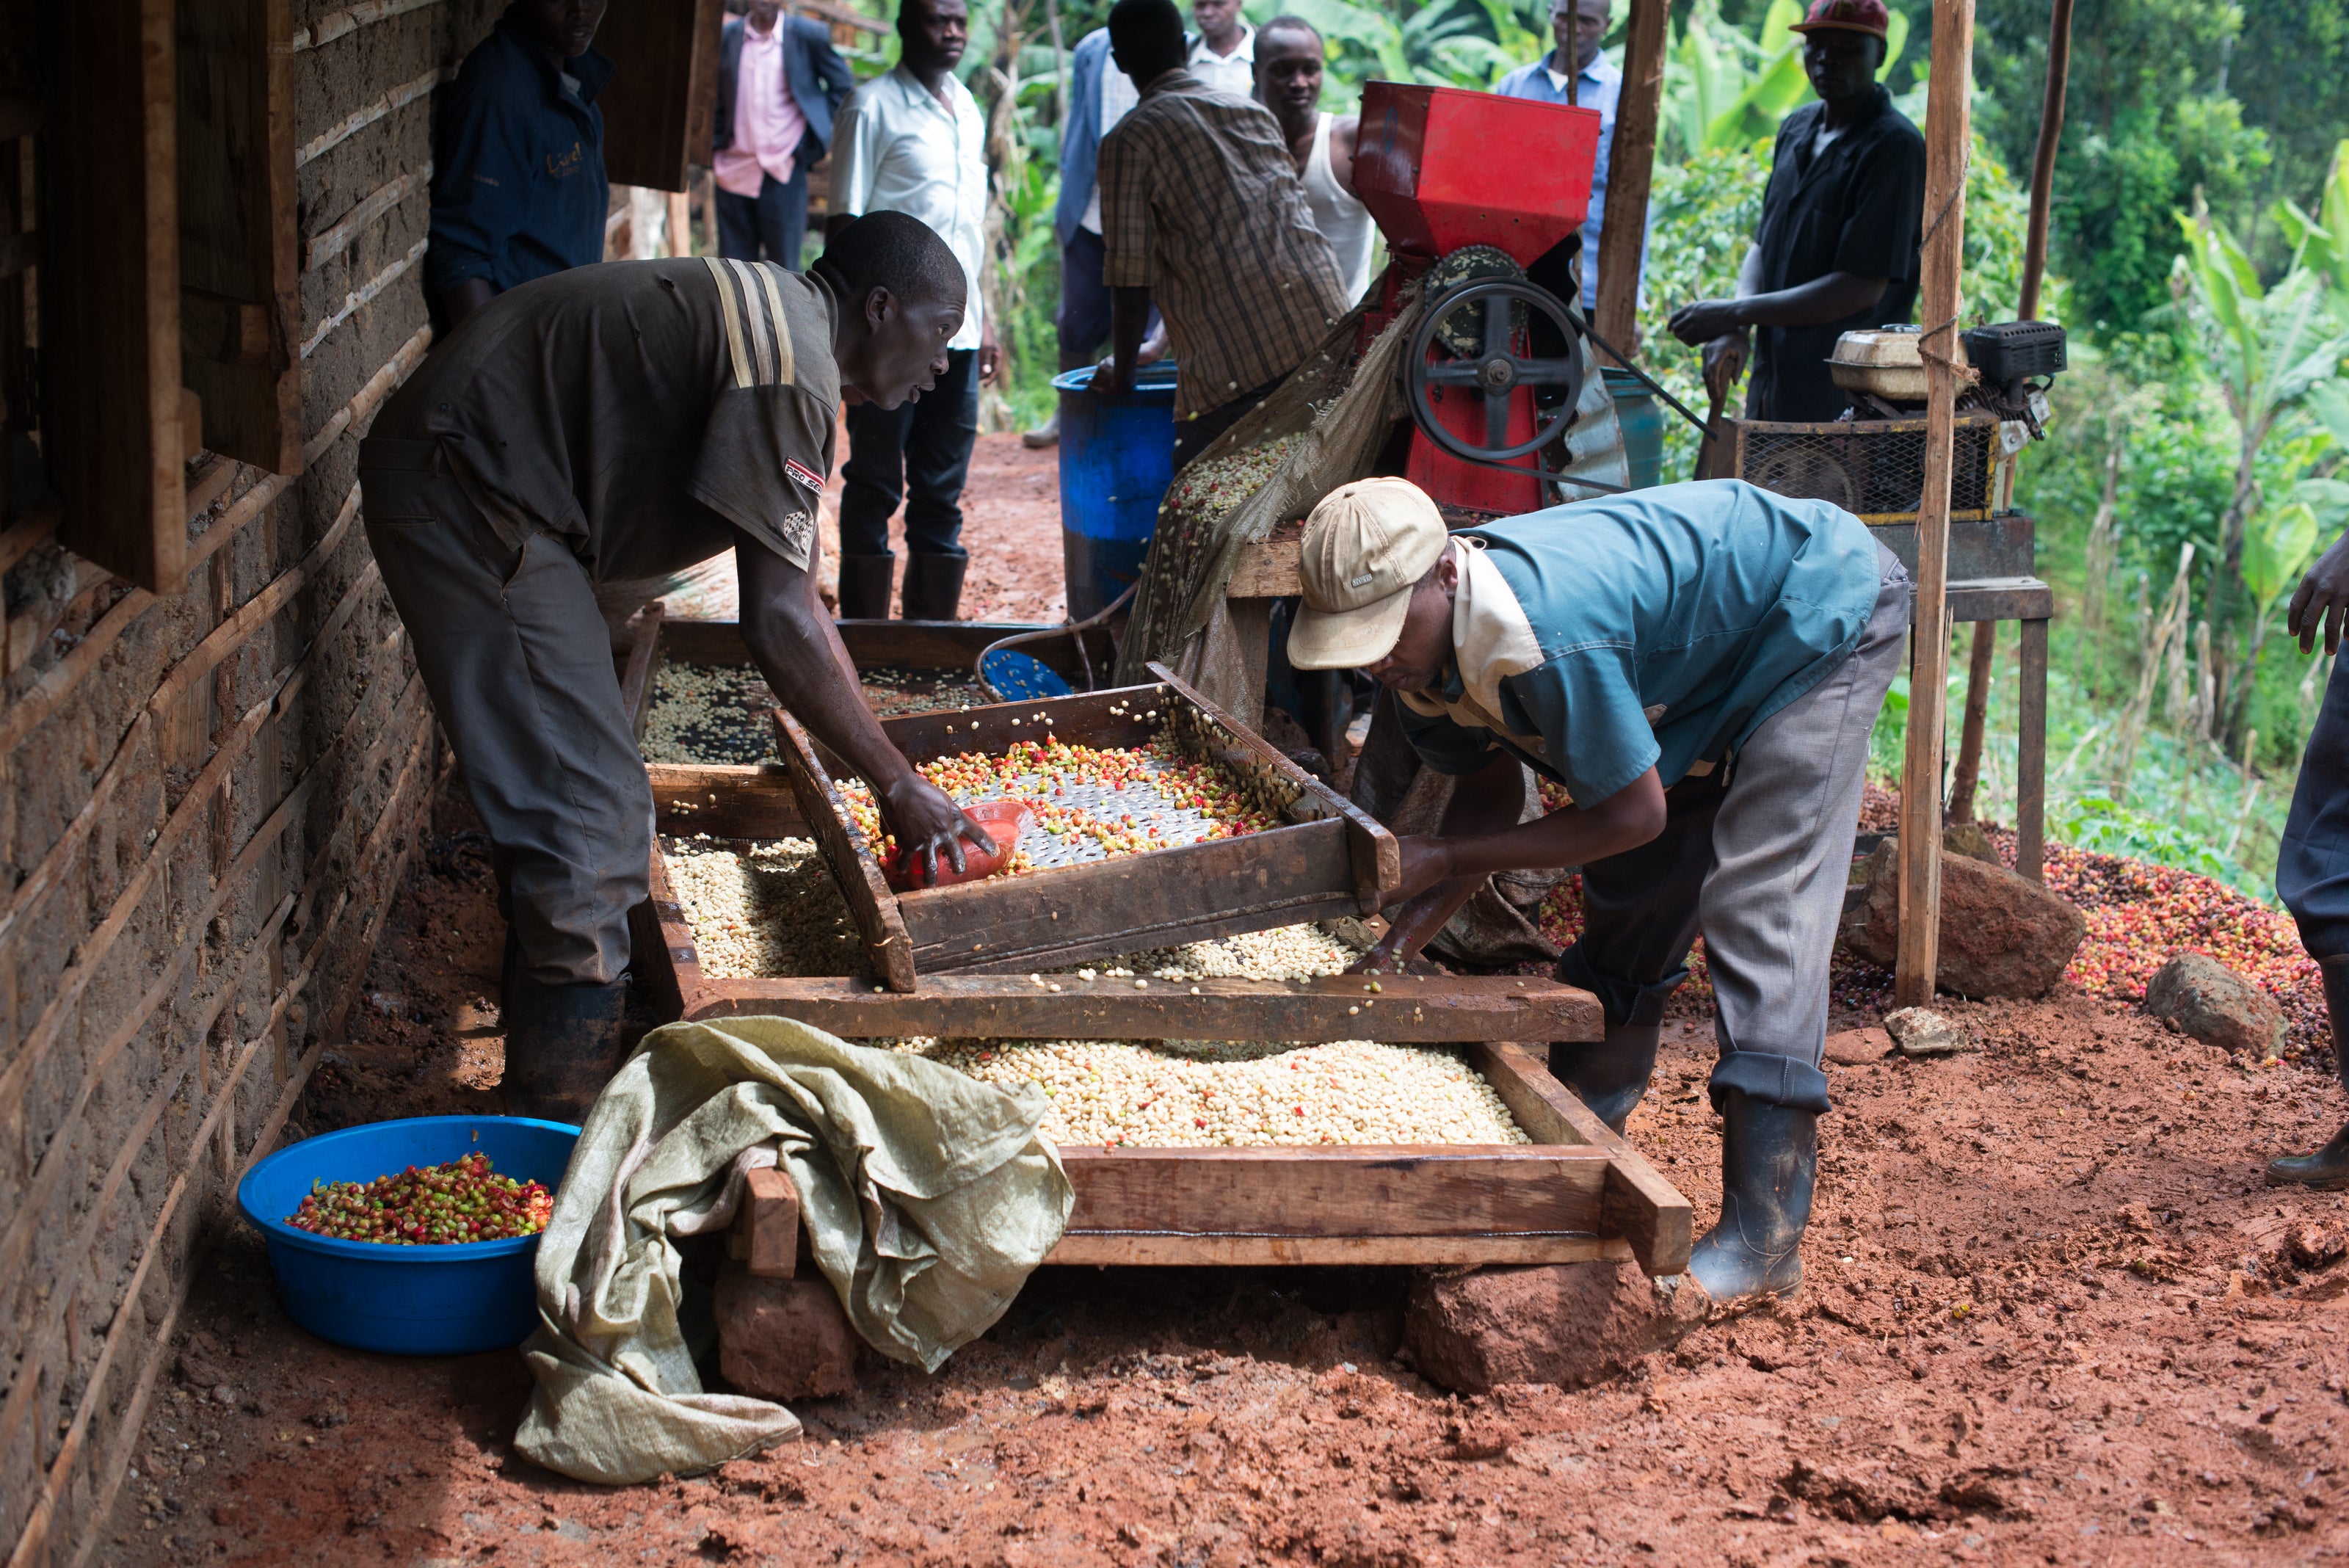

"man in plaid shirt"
[1092, 0, 1347, 468]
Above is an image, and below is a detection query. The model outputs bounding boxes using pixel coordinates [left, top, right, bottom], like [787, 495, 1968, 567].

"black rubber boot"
[901, 554, 967, 622]
[501, 970, 631, 1126]
[2268, 956, 2349, 1187]
[1549, 1023, 1661, 1135]
[1687, 1089, 1817, 1301]
[838, 553, 896, 620]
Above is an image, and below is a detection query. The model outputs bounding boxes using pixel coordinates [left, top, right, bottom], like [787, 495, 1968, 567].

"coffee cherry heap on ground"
[285, 1154, 554, 1245]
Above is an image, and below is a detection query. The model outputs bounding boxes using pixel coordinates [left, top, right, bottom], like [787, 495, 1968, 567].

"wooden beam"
[1893, 0, 1976, 1009]
[1945, 621, 1997, 824]
[2019, 0, 2074, 321]
[651, 761, 807, 838]
[678, 972, 1603, 1042]
[1594, 0, 1667, 353]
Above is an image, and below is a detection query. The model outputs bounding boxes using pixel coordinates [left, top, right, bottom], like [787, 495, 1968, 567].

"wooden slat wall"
[0, 0, 501, 1559]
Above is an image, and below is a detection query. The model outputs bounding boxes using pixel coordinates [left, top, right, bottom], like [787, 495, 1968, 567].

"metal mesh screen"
[1732, 415, 2003, 521]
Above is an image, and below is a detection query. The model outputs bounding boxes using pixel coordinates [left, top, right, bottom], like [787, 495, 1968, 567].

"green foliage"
[1660, 0, 1909, 162]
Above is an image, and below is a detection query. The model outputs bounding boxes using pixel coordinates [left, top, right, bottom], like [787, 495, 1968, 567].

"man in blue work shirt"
[427, 1, 615, 332]
[1288, 476, 1909, 1302]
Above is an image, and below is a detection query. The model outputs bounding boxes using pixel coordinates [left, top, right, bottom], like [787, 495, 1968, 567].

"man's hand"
[2290, 533, 2349, 654]
[1136, 321, 1169, 366]
[880, 773, 993, 885]
[1094, 351, 1137, 396]
[1669, 297, 1745, 347]
[1701, 331, 1750, 401]
[979, 331, 1003, 386]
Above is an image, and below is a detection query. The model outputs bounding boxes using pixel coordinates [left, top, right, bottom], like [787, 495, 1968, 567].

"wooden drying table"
[1226, 510, 2052, 880]
[634, 756, 1688, 1276]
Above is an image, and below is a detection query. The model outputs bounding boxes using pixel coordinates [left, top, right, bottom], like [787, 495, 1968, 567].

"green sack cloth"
[515, 1016, 1072, 1485]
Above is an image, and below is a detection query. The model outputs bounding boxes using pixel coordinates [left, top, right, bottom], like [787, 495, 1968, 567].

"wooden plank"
[1868, 513, 2036, 581]
[1893, 0, 1975, 1009]
[664, 615, 1085, 680]
[1946, 621, 1997, 825]
[1227, 529, 1304, 600]
[293, 65, 444, 167]
[302, 165, 426, 272]
[177, 0, 303, 475]
[896, 818, 1361, 973]
[635, 846, 700, 1022]
[2016, 616, 2049, 883]
[300, 321, 432, 466]
[681, 972, 1603, 1042]
[45, 0, 186, 593]
[1594, 0, 1666, 353]
[1044, 1234, 1624, 1267]
[736, 1166, 799, 1279]
[650, 761, 808, 838]
[1469, 1042, 1691, 1276]
[1154, 660, 1398, 910]
[597, 0, 725, 191]
[1945, 578, 2054, 623]
[620, 600, 664, 743]
[774, 708, 918, 991]
[1055, 1144, 1612, 1241]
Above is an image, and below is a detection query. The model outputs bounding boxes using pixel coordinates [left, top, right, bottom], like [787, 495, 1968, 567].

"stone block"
[2143, 952, 2286, 1059]
[1401, 1259, 1704, 1395]
[1884, 1007, 1968, 1056]
[714, 1269, 858, 1401]
[1840, 838, 2087, 998]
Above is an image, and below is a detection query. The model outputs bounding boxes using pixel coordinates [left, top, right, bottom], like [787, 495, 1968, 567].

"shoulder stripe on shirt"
[700, 256, 797, 390]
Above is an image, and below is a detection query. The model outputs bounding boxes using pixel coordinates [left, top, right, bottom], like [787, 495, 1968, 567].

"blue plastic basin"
[236, 1116, 580, 1356]
[1053, 361, 1179, 618]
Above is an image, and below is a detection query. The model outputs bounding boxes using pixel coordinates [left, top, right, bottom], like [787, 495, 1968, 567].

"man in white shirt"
[1495, 0, 1632, 313]
[1025, 0, 1254, 447]
[825, 0, 1000, 620]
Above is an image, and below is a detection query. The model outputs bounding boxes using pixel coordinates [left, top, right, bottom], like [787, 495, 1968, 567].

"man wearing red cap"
[1666, 0, 1925, 423]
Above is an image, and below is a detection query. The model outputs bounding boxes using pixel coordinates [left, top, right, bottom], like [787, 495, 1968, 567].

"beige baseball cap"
[1286, 477, 1449, 670]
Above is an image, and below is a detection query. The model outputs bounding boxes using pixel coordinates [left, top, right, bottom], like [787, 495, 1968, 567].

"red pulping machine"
[1352, 81, 1613, 516]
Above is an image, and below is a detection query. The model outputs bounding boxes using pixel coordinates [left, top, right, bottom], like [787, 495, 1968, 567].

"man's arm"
[425, 84, 534, 329]
[733, 528, 989, 880]
[805, 20, 856, 108]
[2291, 531, 2349, 654]
[821, 96, 874, 245]
[1358, 755, 1667, 971]
[1329, 115, 1359, 196]
[1099, 286, 1152, 394]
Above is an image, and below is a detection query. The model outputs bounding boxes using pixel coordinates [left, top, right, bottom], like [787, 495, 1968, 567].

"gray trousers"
[359, 437, 651, 986]
[1557, 545, 1909, 1114]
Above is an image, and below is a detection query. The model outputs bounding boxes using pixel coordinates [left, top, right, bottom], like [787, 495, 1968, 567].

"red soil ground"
[100, 449, 2349, 1566]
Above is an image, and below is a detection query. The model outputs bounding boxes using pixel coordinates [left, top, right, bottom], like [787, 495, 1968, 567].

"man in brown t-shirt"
[360, 211, 988, 1120]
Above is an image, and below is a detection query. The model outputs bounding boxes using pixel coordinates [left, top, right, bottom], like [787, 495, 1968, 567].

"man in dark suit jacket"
[714, 1, 855, 269]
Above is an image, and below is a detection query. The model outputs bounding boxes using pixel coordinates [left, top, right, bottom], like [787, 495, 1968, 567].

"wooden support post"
[1947, 621, 1997, 824]
[1594, 0, 1669, 355]
[667, 189, 692, 258]
[1894, 0, 1975, 1009]
[2016, 616, 2049, 882]
[2019, 0, 2074, 322]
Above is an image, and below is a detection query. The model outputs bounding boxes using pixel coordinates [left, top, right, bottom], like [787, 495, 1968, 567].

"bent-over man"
[1287, 476, 1909, 1300]
[360, 213, 990, 1121]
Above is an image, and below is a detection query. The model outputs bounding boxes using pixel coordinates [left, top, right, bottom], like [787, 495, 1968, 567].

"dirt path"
[98, 472, 2349, 1565]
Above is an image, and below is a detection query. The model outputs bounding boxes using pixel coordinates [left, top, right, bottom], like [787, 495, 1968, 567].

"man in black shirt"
[1666, 0, 1924, 422]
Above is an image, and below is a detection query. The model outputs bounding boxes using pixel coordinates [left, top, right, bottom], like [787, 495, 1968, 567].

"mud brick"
[715, 1269, 860, 1401]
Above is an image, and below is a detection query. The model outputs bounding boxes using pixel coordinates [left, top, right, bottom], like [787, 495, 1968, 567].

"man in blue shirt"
[1288, 476, 1909, 1302]
[1494, 0, 1634, 313]
[427, 1, 615, 332]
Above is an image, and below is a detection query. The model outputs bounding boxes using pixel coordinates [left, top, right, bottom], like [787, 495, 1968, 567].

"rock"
[1884, 1007, 1967, 1057]
[1943, 819, 2000, 864]
[1823, 1026, 1892, 1064]
[714, 1270, 858, 1401]
[1840, 838, 2087, 998]
[1401, 1259, 1702, 1394]
[2143, 952, 2286, 1059]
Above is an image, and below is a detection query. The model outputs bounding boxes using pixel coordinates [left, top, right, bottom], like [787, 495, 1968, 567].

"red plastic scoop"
[880, 799, 1034, 891]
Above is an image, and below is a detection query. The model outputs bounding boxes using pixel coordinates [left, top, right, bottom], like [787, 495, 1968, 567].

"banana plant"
[1660, 0, 1906, 162]
[2173, 203, 2349, 744]
[2276, 138, 2349, 324]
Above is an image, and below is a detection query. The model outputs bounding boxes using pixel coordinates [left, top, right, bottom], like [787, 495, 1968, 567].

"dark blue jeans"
[714, 167, 810, 269]
[2282, 651, 2349, 959]
[838, 347, 980, 560]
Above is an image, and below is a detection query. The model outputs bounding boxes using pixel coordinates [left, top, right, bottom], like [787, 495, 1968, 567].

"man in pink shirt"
[713, 0, 854, 268]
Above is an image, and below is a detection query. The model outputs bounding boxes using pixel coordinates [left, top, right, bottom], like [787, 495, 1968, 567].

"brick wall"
[0, 1, 502, 1559]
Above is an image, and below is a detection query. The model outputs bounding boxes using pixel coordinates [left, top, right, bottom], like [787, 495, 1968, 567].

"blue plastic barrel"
[238, 1115, 580, 1355]
[1603, 366, 1665, 490]
[1053, 362, 1179, 618]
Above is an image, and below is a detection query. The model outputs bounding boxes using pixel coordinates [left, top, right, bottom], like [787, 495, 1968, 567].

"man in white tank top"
[1254, 18, 1377, 306]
